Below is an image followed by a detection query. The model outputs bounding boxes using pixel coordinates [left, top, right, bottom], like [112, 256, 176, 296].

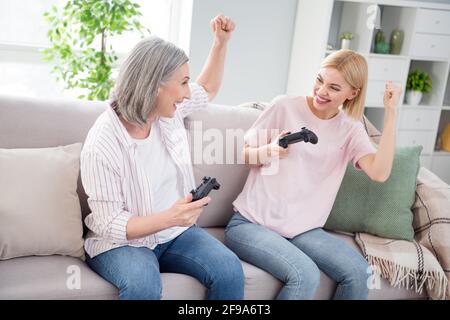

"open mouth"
[314, 95, 331, 105]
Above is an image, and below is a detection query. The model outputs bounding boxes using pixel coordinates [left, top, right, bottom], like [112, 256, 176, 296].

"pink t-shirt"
[232, 95, 377, 238]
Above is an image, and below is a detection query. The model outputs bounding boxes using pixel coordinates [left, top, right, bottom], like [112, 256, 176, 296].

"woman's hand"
[166, 193, 210, 227]
[383, 81, 402, 111]
[268, 131, 292, 160]
[210, 14, 235, 45]
[125, 194, 210, 240]
[243, 131, 292, 166]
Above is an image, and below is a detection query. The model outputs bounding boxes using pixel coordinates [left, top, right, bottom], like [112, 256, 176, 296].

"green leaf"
[43, 0, 143, 100]
[407, 69, 433, 94]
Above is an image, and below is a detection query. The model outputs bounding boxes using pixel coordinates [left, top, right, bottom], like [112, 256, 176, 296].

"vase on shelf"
[406, 90, 423, 105]
[374, 30, 390, 54]
[341, 38, 351, 50]
[389, 29, 404, 55]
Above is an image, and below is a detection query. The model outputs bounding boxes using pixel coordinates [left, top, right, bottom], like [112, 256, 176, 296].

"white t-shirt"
[132, 120, 188, 244]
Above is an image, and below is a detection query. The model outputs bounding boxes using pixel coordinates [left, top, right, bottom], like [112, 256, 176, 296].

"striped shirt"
[80, 83, 209, 258]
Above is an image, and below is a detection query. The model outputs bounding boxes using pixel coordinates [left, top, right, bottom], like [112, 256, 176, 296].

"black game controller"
[278, 127, 318, 148]
[190, 176, 221, 202]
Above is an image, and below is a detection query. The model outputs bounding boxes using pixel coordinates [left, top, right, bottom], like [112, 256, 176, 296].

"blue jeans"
[224, 212, 369, 300]
[86, 225, 244, 300]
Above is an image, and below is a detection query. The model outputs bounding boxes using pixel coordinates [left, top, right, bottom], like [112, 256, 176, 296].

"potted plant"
[43, 0, 148, 101]
[406, 69, 433, 105]
[340, 32, 353, 50]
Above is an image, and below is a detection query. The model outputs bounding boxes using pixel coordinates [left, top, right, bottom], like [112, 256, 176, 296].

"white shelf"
[408, 60, 449, 107]
[290, 0, 450, 184]
[410, 56, 450, 63]
[338, 0, 450, 11]
[365, 105, 384, 108]
[367, 53, 409, 60]
[401, 104, 442, 110]
[434, 150, 450, 156]
[327, 51, 410, 60]
[330, 1, 450, 183]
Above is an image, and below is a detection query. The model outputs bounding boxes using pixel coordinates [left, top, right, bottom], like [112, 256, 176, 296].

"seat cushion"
[0, 228, 426, 300]
[0, 255, 118, 300]
[161, 260, 282, 300]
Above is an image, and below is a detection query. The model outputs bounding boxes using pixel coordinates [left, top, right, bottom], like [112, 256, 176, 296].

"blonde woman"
[225, 50, 402, 300]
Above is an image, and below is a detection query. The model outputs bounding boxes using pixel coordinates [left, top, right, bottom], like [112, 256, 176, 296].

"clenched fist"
[210, 14, 235, 45]
[383, 81, 402, 111]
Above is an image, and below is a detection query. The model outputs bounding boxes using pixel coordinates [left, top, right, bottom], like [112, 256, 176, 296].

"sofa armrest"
[412, 166, 450, 298]
[413, 166, 450, 234]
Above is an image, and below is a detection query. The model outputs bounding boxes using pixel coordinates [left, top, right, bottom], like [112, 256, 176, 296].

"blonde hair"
[321, 49, 368, 120]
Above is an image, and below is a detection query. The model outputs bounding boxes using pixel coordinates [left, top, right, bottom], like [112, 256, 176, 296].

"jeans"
[224, 212, 369, 300]
[86, 225, 244, 300]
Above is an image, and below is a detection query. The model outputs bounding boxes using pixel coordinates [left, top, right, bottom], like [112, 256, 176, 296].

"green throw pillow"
[325, 145, 422, 241]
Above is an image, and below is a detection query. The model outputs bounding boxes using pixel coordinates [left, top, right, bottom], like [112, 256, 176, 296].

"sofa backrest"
[186, 105, 262, 227]
[0, 94, 262, 228]
[0, 94, 107, 221]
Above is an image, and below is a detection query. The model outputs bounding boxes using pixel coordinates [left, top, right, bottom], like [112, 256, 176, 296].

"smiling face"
[153, 63, 191, 118]
[311, 67, 360, 118]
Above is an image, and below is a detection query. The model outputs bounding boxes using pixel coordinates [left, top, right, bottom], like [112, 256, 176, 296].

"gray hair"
[110, 36, 188, 126]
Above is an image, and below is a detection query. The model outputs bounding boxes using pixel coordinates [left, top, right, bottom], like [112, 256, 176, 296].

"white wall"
[287, 0, 334, 96]
[188, 0, 298, 105]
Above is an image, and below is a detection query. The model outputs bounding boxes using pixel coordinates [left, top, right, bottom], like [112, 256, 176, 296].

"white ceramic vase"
[406, 90, 423, 105]
[341, 39, 351, 50]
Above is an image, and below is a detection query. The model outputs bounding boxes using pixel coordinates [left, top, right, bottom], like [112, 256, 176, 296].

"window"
[0, 0, 193, 99]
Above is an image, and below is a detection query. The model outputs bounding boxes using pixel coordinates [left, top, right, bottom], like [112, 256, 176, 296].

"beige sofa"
[0, 94, 429, 299]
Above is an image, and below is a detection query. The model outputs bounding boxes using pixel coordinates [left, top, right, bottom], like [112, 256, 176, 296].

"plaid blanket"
[359, 116, 449, 300]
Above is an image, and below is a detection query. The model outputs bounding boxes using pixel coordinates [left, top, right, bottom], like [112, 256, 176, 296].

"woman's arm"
[82, 150, 210, 241]
[243, 132, 291, 166]
[196, 14, 235, 101]
[358, 81, 402, 182]
[126, 194, 210, 240]
[126, 213, 173, 241]
[243, 144, 272, 166]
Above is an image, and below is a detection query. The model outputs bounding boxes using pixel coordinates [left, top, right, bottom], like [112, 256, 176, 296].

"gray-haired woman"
[80, 15, 244, 300]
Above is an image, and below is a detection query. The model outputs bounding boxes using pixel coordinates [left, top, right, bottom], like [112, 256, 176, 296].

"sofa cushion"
[0, 255, 118, 300]
[325, 146, 422, 241]
[0, 94, 107, 221]
[0, 228, 425, 300]
[185, 104, 262, 227]
[0, 143, 85, 260]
